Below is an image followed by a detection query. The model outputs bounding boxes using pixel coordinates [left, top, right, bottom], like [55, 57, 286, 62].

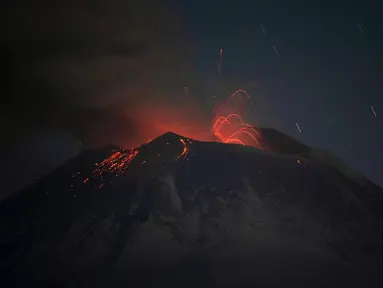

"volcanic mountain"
[1, 130, 383, 287]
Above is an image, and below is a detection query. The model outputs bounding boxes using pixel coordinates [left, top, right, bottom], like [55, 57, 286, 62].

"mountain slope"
[1, 131, 383, 287]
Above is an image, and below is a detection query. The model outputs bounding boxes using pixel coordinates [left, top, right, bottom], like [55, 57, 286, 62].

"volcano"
[1, 129, 383, 287]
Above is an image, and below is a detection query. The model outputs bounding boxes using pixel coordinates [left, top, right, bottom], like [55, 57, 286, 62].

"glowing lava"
[81, 135, 191, 186]
[178, 138, 189, 160]
[92, 148, 140, 177]
[212, 90, 263, 148]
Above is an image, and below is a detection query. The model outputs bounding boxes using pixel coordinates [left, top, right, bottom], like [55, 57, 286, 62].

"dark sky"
[181, 0, 383, 185]
[1, 0, 382, 199]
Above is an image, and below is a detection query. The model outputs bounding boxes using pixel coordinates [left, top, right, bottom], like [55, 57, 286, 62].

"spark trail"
[218, 48, 223, 80]
[357, 23, 364, 34]
[371, 106, 377, 117]
[260, 24, 267, 36]
[273, 45, 280, 56]
[295, 122, 302, 133]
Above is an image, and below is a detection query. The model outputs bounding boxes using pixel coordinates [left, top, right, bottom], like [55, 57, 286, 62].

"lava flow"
[178, 138, 189, 160]
[212, 89, 263, 148]
[81, 136, 191, 185]
[92, 147, 140, 177]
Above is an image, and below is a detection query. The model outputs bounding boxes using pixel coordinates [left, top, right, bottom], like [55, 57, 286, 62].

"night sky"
[1, 0, 382, 199]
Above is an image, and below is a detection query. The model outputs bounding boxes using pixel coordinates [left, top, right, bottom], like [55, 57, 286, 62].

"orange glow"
[109, 89, 263, 151]
[80, 89, 265, 186]
[212, 90, 263, 148]
[121, 103, 213, 149]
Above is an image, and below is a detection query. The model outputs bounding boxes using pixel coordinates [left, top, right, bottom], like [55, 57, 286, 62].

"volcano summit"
[1, 130, 383, 287]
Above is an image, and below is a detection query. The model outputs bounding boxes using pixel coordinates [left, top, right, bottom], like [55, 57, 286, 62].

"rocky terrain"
[1, 130, 382, 287]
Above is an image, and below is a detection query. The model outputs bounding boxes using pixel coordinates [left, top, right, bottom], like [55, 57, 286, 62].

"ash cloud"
[2, 0, 211, 150]
[0, 0, 215, 198]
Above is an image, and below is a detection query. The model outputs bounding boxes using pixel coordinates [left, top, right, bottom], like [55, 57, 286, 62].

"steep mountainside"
[1, 131, 382, 287]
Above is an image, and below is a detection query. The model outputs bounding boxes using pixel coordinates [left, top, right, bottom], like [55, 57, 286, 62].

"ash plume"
[1, 0, 211, 150]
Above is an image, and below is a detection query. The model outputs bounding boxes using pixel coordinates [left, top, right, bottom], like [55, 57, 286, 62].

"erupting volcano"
[81, 89, 263, 185]
[2, 122, 383, 287]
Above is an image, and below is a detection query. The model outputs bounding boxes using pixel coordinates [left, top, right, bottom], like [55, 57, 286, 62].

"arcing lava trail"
[213, 90, 263, 149]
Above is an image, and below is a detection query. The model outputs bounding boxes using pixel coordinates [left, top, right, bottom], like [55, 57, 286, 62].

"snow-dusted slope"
[1, 131, 382, 287]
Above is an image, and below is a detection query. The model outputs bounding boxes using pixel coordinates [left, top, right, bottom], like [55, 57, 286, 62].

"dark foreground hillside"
[1, 130, 382, 287]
